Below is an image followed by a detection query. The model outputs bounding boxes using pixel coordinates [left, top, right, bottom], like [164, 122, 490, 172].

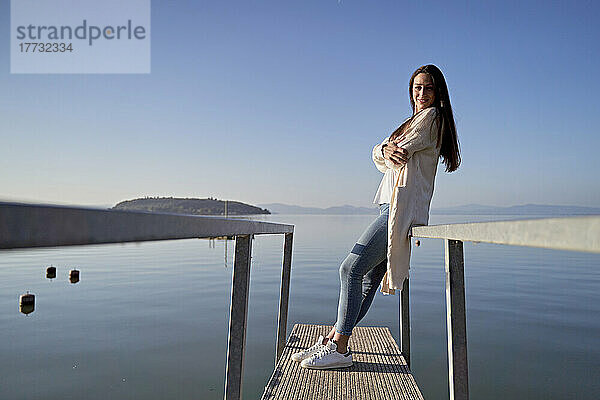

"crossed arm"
[372, 107, 438, 173]
[372, 139, 409, 173]
[382, 141, 409, 166]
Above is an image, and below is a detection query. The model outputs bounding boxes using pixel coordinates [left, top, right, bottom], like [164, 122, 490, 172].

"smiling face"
[412, 72, 435, 113]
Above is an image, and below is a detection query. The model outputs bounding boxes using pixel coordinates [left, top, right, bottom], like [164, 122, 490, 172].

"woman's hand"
[382, 141, 409, 167]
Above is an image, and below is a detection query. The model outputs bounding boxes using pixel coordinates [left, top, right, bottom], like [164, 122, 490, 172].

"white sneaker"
[300, 340, 353, 369]
[291, 335, 326, 362]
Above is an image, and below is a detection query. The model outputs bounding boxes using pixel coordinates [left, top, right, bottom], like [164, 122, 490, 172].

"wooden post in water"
[224, 234, 253, 400]
[444, 239, 469, 400]
[275, 232, 294, 364]
[399, 277, 411, 368]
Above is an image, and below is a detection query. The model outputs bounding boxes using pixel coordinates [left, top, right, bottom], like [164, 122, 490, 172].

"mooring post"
[275, 232, 294, 365]
[399, 277, 411, 368]
[224, 234, 253, 400]
[444, 239, 469, 400]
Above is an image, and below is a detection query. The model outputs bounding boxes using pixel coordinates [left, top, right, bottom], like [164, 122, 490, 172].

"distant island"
[259, 203, 600, 216]
[431, 203, 600, 216]
[112, 197, 271, 216]
[259, 203, 379, 215]
[110, 199, 600, 217]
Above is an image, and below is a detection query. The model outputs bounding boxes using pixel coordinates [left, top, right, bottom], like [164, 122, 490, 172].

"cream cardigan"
[372, 107, 442, 295]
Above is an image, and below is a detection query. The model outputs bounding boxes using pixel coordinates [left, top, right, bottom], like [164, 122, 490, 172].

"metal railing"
[404, 216, 600, 400]
[0, 201, 295, 400]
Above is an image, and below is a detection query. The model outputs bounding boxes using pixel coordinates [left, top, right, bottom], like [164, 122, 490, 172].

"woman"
[292, 64, 461, 369]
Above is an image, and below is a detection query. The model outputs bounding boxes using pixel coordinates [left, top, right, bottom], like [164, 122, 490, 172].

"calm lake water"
[1, 213, 599, 399]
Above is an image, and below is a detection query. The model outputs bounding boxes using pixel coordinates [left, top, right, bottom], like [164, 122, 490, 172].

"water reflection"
[204, 237, 232, 268]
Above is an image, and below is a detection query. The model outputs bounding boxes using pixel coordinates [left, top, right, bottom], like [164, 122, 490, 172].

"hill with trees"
[112, 197, 270, 216]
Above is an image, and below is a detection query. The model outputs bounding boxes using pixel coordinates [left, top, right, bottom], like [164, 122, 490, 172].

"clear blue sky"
[1, 0, 599, 208]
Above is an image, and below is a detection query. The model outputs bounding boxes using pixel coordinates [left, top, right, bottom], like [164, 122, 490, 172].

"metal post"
[444, 239, 469, 400]
[224, 234, 253, 400]
[399, 277, 411, 368]
[275, 232, 294, 364]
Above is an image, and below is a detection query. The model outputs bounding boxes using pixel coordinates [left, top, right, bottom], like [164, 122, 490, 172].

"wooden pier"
[261, 324, 424, 400]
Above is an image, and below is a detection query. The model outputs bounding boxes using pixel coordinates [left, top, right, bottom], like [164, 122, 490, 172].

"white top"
[372, 141, 398, 205]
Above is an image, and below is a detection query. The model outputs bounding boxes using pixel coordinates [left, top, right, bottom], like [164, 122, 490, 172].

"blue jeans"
[334, 203, 389, 336]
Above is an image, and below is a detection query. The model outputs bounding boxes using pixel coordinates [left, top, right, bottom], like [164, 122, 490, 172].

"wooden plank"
[224, 235, 253, 400]
[411, 216, 600, 254]
[445, 240, 469, 400]
[262, 324, 424, 400]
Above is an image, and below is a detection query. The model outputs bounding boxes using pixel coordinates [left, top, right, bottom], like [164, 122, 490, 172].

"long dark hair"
[389, 64, 461, 172]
